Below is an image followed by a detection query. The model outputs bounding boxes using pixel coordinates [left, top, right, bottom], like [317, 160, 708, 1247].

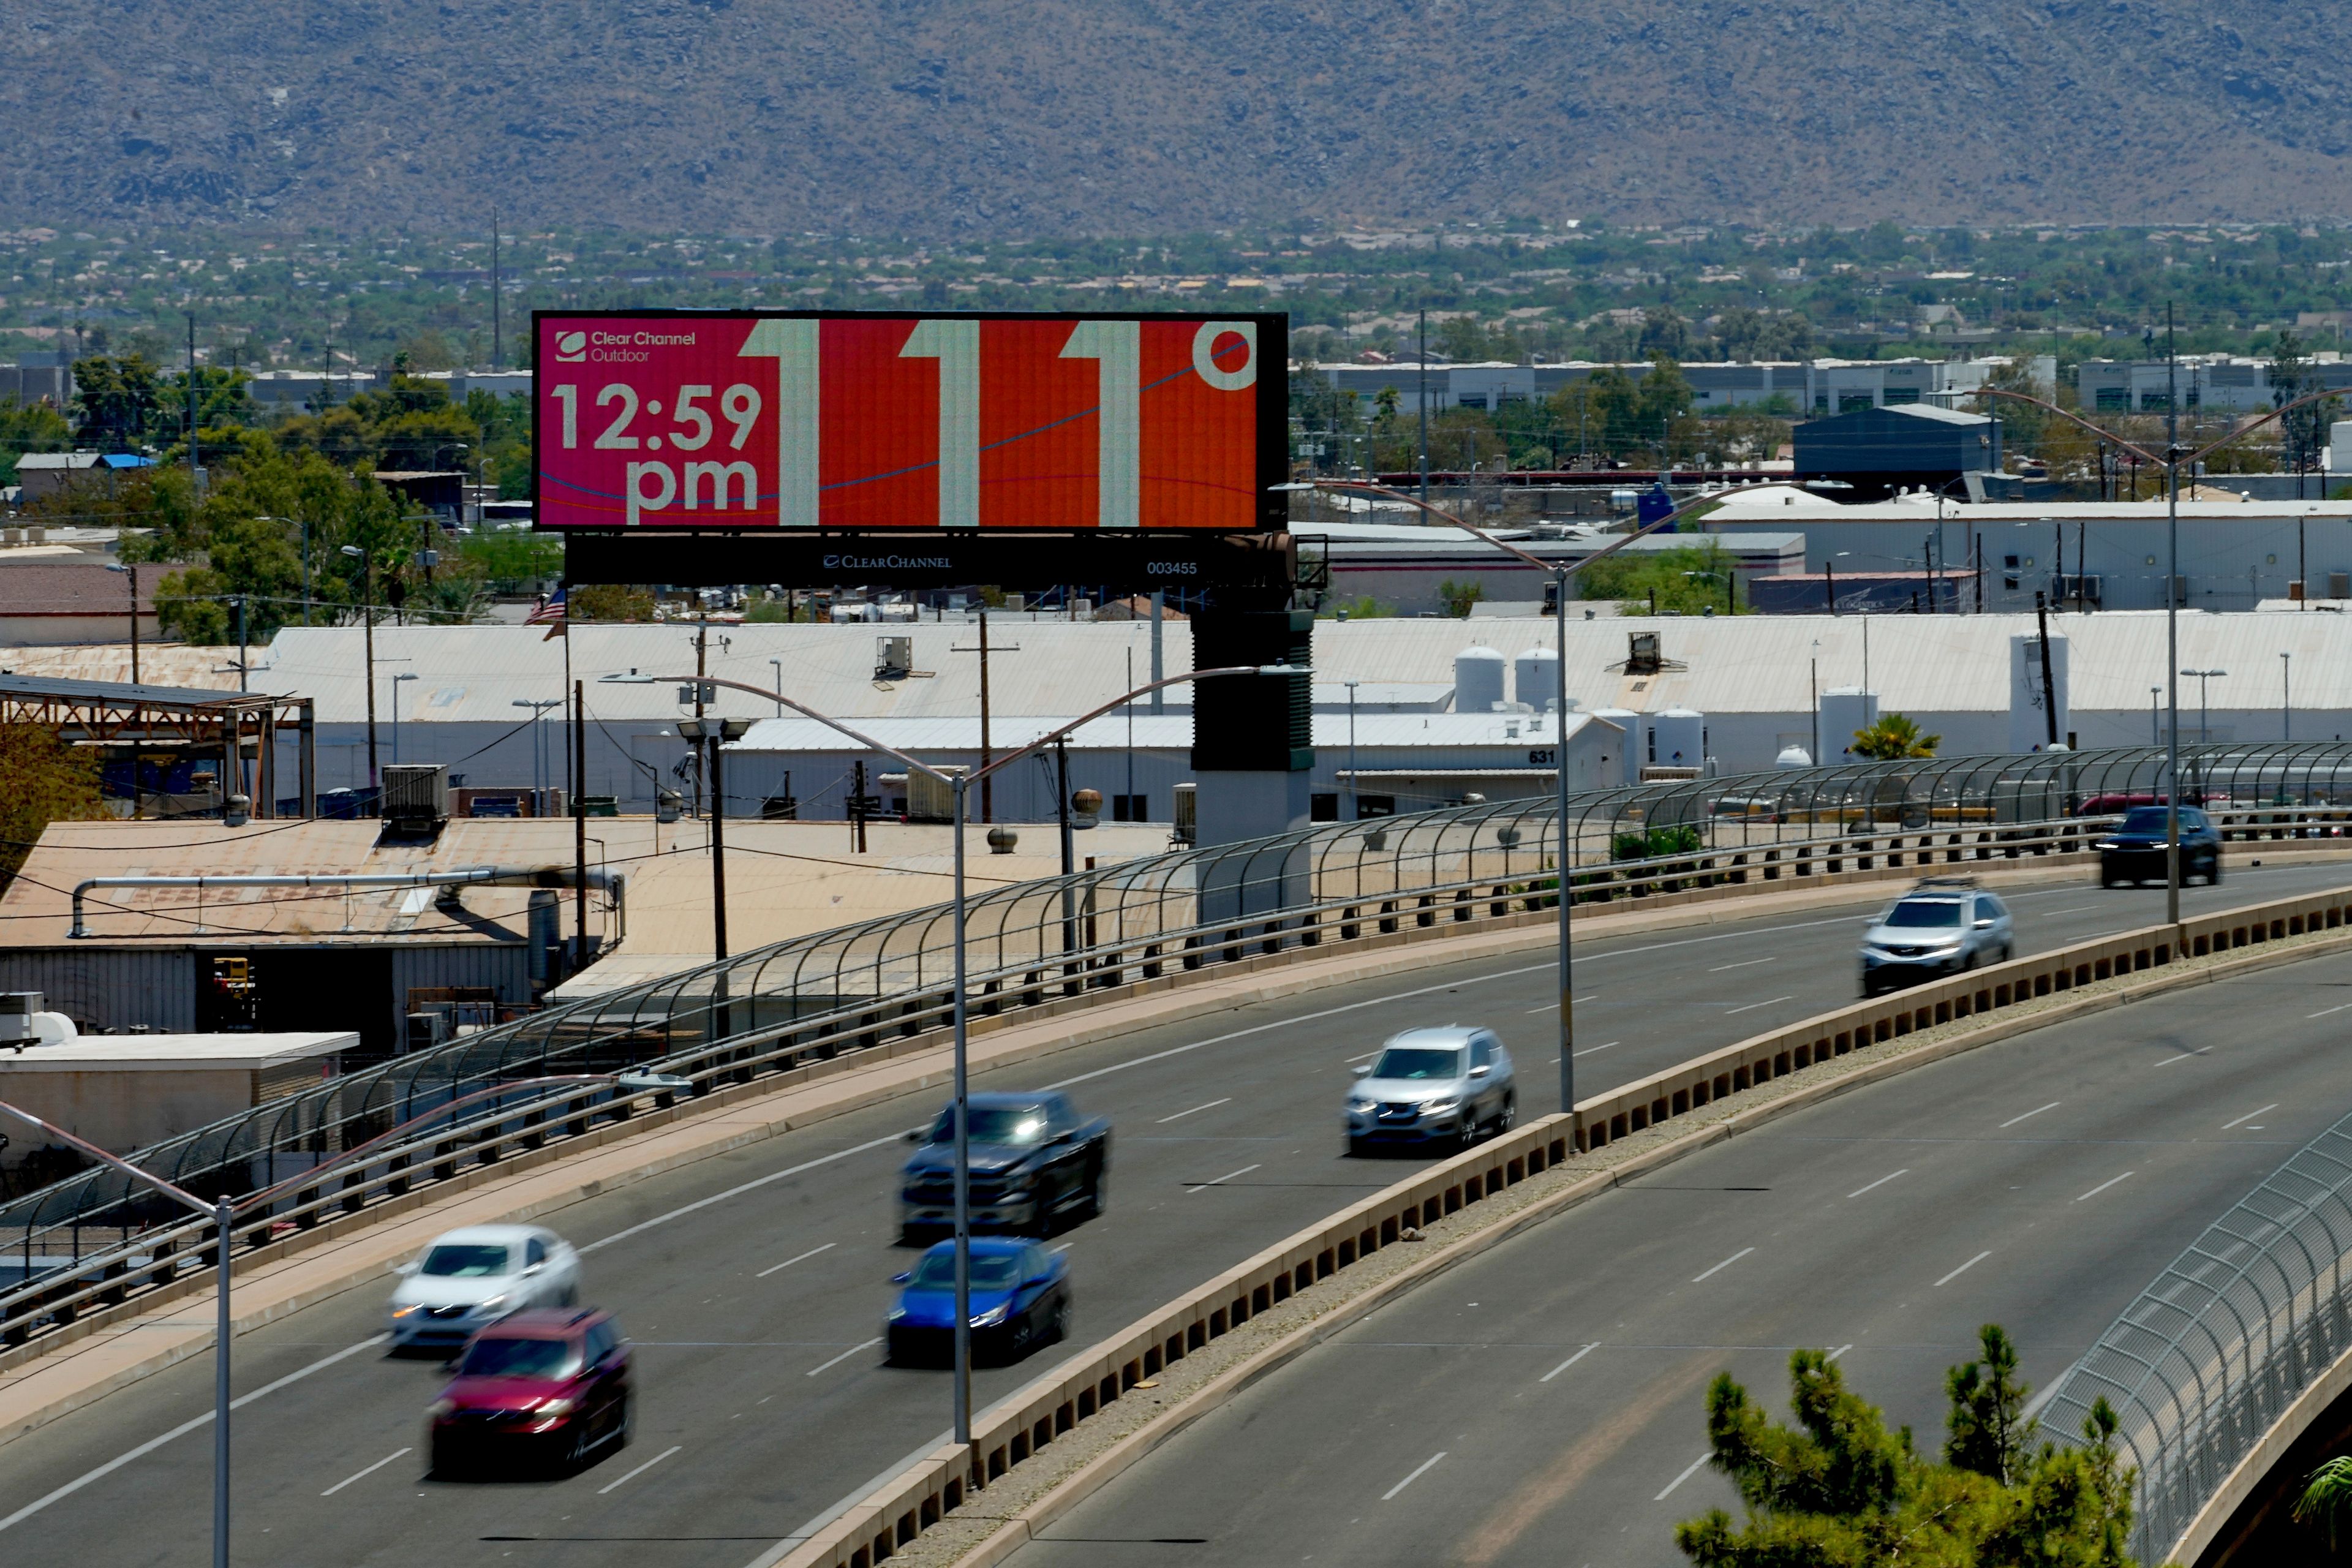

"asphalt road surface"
[0, 861, 2342, 1568]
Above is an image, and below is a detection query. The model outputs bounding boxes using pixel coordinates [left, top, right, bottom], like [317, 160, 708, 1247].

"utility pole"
[2034, 591, 2059, 748]
[490, 205, 502, 370]
[573, 679, 588, 967]
[1418, 308, 1430, 507]
[951, 610, 1020, 823]
[693, 620, 709, 816]
[2165, 301, 2182, 925]
[186, 312, 199, 487]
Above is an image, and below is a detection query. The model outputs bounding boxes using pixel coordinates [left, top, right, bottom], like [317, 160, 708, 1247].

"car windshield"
[910, 1251, 1023, 1289]
[2119, 807, 2173, 833]
[458, 1336, 578, 1379]
[1370, 1047, 1464, 1081]
[1882, 900, 1964, 929]
[929, 1106, 1049, 1145]
[421, 1244, 510, 1278]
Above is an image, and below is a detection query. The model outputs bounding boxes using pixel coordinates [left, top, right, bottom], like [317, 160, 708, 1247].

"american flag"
[527, 586, 566, 639]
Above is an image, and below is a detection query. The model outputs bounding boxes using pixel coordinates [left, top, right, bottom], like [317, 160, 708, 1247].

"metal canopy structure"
[0, 674, 315, 818]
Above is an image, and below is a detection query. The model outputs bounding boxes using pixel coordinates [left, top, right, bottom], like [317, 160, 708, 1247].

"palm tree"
[2296, 1455, 2352, 1551]
[1850, 713, 1940, 760]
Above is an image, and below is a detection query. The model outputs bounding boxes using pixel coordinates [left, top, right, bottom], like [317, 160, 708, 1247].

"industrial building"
[2077, 355, 2352, 414]
[1306, 356, 2046, 414]
[1790, 404, 2002, 501]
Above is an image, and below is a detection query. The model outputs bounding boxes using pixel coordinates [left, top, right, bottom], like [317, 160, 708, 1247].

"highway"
[1003, 911, 2352, 1568]
[0, 861, 2343, 1568]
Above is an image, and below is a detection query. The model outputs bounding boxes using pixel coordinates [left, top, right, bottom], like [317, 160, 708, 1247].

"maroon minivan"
[427, 1308, 633, 1476]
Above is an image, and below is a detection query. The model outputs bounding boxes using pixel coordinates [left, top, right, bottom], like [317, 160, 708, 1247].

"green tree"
[2294, 1455, 2352, 1553]
[70, 355, 167, 448]
[0, 396, 72, 486]
[0, 725, 108, 890]
[1947, 1324, 2034, 1484]
[1851, 713, 1940, 759]
[1577, 541, 1744, 616]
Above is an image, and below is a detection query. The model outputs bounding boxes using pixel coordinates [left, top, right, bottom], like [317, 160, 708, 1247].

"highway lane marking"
[0, 1333, 388, 1536]
[1935, 1251, 1992, 1287]
[2223, 1105, 2279, 1131]
[2075, 1172, 2136, 1202]
[1043, 965, 1556, 1093]
[1826, 1344, 1853, 1362]
[322, 1448, 411, 1496]
[1573, 1041, 1622, 1057]
[2000, 1102, 2062, 1129]
[1691, 1247, 1755, 1283]
[1708, 956, 1777, 972]
[1381, 1452, 1447, 1501]
[805, 1338, 883, 1378]
[1157, 1098, 1232, 1123]
[1723, 995, 1794, 1016]
[1344, 1049, 1382, 1062]
[1847, 1169, 1909, 1198]
[1186, 1164, 1262, 1193]
[756, 1243, 838, 1279]
[2153, 1048, 2212, 1066]
[1525, 995, 1599, 1012]
[582, 1133, 912, 1256]
[2310, 1003, 2352, 1020]
[1540, 1344, 1600, 1382]
[1656, 1452, 1712, 1501]
[597, 1444, 682, 1495]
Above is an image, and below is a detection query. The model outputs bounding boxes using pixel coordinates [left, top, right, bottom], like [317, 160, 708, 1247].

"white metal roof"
[729, 710, 1606, 753]
[0, 1032, 358, 1069]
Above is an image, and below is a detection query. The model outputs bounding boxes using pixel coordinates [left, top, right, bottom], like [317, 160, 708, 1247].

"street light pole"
[600, 660, 1298, 1450]
[341, 545, 379, 796]
[105, 561, 140, 685]
[2282, 652, 2292, 743]
[1344, 679, 1359, 823]
[2182, 669, 2225, 745]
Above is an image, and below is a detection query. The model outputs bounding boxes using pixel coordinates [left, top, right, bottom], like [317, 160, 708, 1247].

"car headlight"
[971, 1303, 1009, 1328]
[1420, 1096, 1461, 1115]
[391, 1305, 421, 1319]
[471, 1294, 510, 1316]
[1347, 1096, 1376, 1113]
[2095, 840, 2120, 850]
[535, 1397, 576, 1417]
[427, 1398, 456, 1420]
[888, 1306, 907, 1321]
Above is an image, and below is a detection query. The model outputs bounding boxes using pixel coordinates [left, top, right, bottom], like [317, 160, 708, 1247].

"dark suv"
[2098, 805, 2221, 888]
[427, 1308, 633, 1477]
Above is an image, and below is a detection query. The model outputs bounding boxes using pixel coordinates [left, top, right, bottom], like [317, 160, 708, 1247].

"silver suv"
[1858, 878, 2014, 997]
[1346, 1027, 1516, 1156]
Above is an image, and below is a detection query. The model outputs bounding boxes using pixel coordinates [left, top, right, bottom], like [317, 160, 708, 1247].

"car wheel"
[1458, 1115, 1480, 1151]
[1079, 1160, 1106, 1220]
[1048, 1297, 1069, 1344]
[2207, 856, 2222, 884]
[1495, 1094, 1517, 1135]
[565, 1416, 592, 1472]
[428, 1438, 456, 1481]
[1346, 1136, 1368, 1159]
[614, 1392, 633, 1450]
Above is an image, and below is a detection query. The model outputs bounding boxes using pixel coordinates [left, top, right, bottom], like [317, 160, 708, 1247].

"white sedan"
[387, 1224, 581, 1352]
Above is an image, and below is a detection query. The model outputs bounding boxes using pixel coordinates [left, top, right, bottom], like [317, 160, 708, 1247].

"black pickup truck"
[899, 1091, 1111, 1241]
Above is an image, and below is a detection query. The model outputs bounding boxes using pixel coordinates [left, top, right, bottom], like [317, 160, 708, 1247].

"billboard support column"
[1191, 606, 1314, 928]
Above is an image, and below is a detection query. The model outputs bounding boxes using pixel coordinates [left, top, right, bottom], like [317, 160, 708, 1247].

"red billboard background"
[533, 311, 1285, 532]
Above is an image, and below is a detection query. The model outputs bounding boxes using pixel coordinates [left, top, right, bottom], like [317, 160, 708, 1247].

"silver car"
[388, 1224, 582, 1352]
[1346, 1026, 1517, 1156]
[1858, 878, 2015, 998]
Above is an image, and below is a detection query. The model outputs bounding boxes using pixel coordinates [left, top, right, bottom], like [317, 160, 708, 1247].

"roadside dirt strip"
[2, 854, 2134, 1453]
[763, 886, 2352, 1568]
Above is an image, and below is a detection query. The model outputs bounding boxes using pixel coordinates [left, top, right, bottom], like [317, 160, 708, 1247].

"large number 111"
[739, 318, 1173, 529]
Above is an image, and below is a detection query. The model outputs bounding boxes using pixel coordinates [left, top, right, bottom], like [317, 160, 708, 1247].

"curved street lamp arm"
[0, 1098, 214, 1218]
[1966, 386, 2165, 468]
[2184, 387, 2344, 470]
[967, 666, 1270, 785]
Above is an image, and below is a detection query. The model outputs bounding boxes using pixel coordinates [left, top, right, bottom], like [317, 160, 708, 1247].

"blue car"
[886, 1237, 1070, 1367]
[2098, 805, 2222, 888]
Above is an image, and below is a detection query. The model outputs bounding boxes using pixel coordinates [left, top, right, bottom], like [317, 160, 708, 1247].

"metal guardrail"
[2041, 1106, 2352, 1564]
[8, 742, 2352, 1354]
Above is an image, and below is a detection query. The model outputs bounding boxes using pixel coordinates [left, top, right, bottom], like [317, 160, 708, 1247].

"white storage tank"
[1649, 708, 1707, 770]
[1776, 745, 1814, 769]
[1591, 708, 1642, 786]
[1513, 647, 1560, 712]
[1453, 646, 1507, 714]
[1818, 688, 1880, 764]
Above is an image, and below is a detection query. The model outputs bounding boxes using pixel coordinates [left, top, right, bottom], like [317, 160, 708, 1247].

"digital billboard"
[532, 311, 1286, 533]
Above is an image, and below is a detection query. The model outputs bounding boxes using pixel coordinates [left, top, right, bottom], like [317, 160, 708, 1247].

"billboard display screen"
[532, 311, 1286, 533]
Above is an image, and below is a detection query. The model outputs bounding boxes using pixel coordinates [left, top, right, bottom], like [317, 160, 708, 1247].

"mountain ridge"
[6, 1, 2348, 237]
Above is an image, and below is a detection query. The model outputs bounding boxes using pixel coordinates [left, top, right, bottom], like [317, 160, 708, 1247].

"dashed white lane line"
[756, 1242, 837, 1279]
[1157, 1098, 1232, 1123]
[2223, 1105, 2279, 1131]
[2310, 1003, 2352, 1020]
[2075, 1172, 2135, 1202]
[0, 1333, 388, 1535]
[1826, 1344, 1853, 1362]
[2153, 1048, 2212, 1066]
[1723, 995, 1794, 1016]
[584, 1134, 910, 1254]
[1540, 1344, 1600, 1382]
[1708, 956, 1777, 973]
[322, 1447, 411, 1497]
[1573, 1041, 1622, 1058]
[805, 1339, 883, 1378]
[1656, 1452, 1713, 1501]
[1936, 1251, 1992, 1287]
[597, 1444, 682, 1495]
[1691, 1248, 1755, 1284]
[1382, 1452, 1447, 1501]
[1186, 1164, 1262, 1193]
[1999, 1101, 2061, 1129]
[1847, 1169, 1909, 1199]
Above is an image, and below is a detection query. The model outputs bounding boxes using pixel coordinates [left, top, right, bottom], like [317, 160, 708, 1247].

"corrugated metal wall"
[389, 944, 533, 1016]
[0, 949, 197, 1032]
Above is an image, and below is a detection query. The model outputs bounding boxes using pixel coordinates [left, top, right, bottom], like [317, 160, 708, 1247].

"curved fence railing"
[2041, 1107, 2352, 1564]
[9, 741, 2352, 1354]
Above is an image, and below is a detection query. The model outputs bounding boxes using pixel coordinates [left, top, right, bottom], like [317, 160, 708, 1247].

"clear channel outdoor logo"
[554, 330, 588, 362]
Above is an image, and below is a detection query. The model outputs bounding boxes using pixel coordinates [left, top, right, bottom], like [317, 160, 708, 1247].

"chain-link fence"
[2041, 1108, 2352, 1563]
[9, 742, 2352, 1352]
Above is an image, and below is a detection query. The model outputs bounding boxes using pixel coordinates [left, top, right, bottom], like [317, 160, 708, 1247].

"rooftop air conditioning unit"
[0, 993, 41, 1044]
[905, 764, 967, 823]
[875, 635, 913, 680]
[382, 764, 450, 826]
